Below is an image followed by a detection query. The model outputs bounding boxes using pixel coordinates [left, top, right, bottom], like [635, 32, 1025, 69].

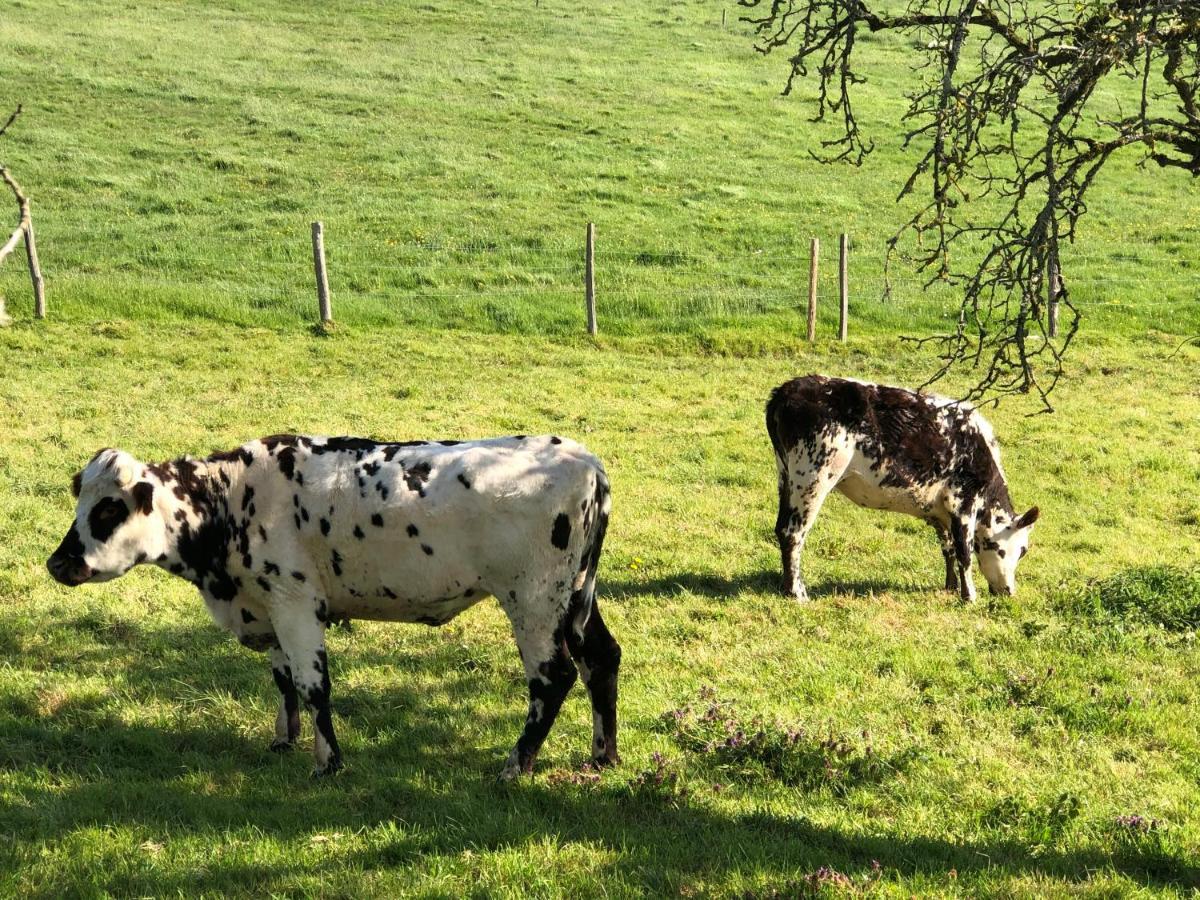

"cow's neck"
[148, 455, 246, 600]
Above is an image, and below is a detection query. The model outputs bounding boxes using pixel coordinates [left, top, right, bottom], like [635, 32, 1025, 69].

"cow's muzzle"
[47, 553, 93, 586]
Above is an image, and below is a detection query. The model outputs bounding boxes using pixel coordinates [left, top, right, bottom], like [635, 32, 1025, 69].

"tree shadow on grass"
[3, 618, 1196, 896]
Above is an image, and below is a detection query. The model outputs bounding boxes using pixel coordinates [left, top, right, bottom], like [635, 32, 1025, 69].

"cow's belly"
[327, 589, 484, 626]
[836, 468, 940, 518]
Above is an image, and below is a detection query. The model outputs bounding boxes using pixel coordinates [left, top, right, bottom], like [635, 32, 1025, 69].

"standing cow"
[46, 434, 620, 780]
[767, 375, 1038, 602]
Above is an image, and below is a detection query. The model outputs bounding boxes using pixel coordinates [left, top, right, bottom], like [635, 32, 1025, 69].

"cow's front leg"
[949, 513, 978, 602]
[273, 608, 342, 776]
[776, 446, 848, 602]
[930, 520, 959, 593]
[499, 623, 578, 780]
[268, 646, 301, 753]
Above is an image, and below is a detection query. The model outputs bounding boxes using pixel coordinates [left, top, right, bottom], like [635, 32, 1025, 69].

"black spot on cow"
[242, 553, 253, 569]
[438, 440, 461, 446]
[291, 571, 306, 581]
[363, 461, 381, 478]
[457, 473, 471, 489]
[293, 494, 300, 508]
[88, 497, 130, 543]
[247, 503, 256, 517]
[313, 436, 379, 455]
[463, 588, 475, 598]
[372, 513, 384, 527]
[404, 461, 431, 496]
[241, 486, 255, 511]
[263, 561, 281, 576]
[132, 481, 155, 515]
[277, 447, 297, 481]
[258, 525, 268, 543]
[218, 469, 231, 487]
[551, 513, 571, 550]
[207, 445, 254, 466]
[319, 518, 331, 536]
[551, 436, 562, 444]
[294, 513, 302, 530]
[71, 471, 82, 498]
[256, 576, 272, 592]
[353, 525, 365, 540]
[406, 523, 418, 537]
[331, 549, 343, 576]
[300, 507, 310, 522]
[295, 471, 304, 486]
[376, 483, 390, 501]
[421, 544, 434, 556]
[241, 608, 257, 624]
[382, 587, 397, 599]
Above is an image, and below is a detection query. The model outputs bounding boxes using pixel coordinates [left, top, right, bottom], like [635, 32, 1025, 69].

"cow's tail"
[765, 385, 788, 464]
[570, 466, 611, 629]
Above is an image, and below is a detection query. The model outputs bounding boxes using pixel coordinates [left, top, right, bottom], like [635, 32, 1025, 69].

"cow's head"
[975, 506, 1039, 596]
[47, 449, 165, 586]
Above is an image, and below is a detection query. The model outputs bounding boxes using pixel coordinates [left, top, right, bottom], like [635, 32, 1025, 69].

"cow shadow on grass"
[4, 619, 1197, 895]
[607, 570, 922, 602]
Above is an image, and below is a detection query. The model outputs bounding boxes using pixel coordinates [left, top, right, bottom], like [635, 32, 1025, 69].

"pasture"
[1, 0, 1199, 897]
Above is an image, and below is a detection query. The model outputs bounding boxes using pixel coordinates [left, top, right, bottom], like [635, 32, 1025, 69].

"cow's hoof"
[311, 757, 344, 779]
[790, 588, 810, 603]
[496, 766, 520, 782]
[591, 752, 620, 769]
[268, 739, 295, 754]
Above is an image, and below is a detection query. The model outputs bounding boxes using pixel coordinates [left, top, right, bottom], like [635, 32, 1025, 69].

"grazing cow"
[46, 435, 620, 780]
[766, 375, 1038, 602]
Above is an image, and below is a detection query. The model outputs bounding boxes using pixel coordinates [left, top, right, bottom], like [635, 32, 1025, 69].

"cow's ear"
[71, 471, 83, 498]
[131, 481, 155, 515]
[114, 461, 135, 488]
[1015, 506, 1039, 529]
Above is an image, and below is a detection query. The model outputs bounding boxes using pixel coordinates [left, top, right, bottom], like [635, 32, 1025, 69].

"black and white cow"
[46, 435, 620, 780]
[766, 375, 1039, 602]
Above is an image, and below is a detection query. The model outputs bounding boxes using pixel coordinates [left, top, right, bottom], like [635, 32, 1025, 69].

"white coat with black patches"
[766, 375, 1039, 603]
[47, 435, 621, 780]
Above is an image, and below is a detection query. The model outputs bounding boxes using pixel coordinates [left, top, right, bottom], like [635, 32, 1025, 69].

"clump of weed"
[661, 687, 915, 795]
[625, 752, 689, 807]
[979, 793, 1081, 852]
[1068, 565, 1200, 632]
[742, 861, 883, 898]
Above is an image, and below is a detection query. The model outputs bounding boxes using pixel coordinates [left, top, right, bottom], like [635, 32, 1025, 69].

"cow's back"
[237, 434, 607, 620]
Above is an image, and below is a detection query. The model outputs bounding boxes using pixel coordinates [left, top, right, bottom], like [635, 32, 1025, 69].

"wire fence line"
[2, 223, 1198, 333]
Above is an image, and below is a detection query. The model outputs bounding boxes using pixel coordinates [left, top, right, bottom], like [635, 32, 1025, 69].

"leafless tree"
[741, 0, 1200, 409]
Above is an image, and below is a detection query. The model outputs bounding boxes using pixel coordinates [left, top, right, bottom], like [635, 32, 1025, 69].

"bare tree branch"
[740, 0, 1200, 409]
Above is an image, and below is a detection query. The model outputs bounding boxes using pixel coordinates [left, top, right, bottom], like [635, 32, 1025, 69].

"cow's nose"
[46, 554, 92, 586]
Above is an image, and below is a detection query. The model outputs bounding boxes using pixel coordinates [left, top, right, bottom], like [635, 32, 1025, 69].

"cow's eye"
[99, 504, 122, 519]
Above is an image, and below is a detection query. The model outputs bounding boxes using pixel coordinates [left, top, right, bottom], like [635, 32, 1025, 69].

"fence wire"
[1, 228, 1197, 333]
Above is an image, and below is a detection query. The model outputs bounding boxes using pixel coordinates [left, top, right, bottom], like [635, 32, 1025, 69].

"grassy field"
[1, 322, 1198, 898]
[0, 0, 1198, 339]
[1, 0, 1199, 897]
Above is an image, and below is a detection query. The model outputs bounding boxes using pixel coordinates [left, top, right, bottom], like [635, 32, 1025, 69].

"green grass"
[1, 0, 1199, 896]
[1, 321, 1198, 897]
[0, 0, 1198, 340]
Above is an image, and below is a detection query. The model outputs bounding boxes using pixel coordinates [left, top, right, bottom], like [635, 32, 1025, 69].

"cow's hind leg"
[776, 439, 850, 602]
[930, 520, 959, 593]
[566, 602, 621, 768]
[499, 608, 578, 781]
[268, 646, 301, 753]
[274, 610, 342, 776]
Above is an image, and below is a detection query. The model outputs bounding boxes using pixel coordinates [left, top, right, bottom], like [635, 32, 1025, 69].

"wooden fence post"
[838, 233, 849, 341]
[24, 221, 44, 318]
[585, 221, 597, 335]
[1047, 247, 1060, 338]
[807, 237, 819, 342]
[721, 8, 726, 28]
[311, 221, 332, 323]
